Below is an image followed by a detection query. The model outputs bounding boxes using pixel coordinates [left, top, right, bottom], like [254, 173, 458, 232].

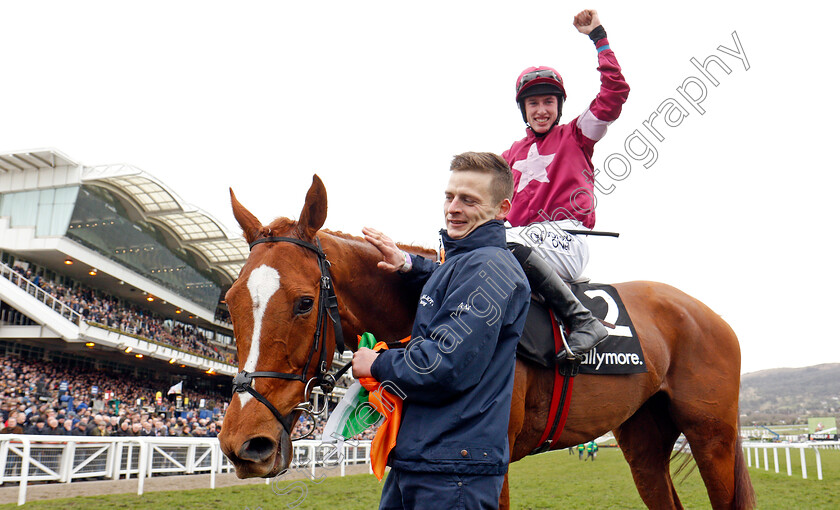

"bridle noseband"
[231, 235, 351, 439]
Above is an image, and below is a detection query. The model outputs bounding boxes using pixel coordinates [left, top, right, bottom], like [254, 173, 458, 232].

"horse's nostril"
[238, 436, 277, 463]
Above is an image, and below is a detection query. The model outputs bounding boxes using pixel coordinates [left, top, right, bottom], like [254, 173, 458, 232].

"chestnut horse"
[218, 176, 755, 510]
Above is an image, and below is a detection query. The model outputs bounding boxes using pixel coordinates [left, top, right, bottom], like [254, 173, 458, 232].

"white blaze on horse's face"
[237, 264, 281, 408]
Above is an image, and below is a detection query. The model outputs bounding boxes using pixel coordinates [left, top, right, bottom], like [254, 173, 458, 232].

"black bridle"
[231, 235, 351, 438]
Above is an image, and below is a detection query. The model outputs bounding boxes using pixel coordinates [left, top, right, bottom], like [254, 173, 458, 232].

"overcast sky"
[2, 1, 838, 374]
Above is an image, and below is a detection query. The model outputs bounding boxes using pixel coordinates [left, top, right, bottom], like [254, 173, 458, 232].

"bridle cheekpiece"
[231, 235, 350, 439]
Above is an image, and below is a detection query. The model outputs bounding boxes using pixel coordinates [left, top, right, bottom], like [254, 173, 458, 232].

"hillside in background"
[739, 363, 840, 425]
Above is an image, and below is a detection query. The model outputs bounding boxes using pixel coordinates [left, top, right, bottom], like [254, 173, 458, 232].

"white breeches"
[506, 220, 590, 282]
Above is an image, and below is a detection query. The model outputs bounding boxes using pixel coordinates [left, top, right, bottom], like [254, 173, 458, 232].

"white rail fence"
[0, 435, 371, 506]
[742, 441, 840, 481]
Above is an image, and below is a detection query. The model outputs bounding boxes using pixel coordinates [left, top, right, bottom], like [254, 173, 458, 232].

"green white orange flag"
[322, 332, 408, 480]
[323, 333, 384, 441]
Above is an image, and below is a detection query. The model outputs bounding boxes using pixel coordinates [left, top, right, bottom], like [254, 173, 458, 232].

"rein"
[231, 235, 348, 439]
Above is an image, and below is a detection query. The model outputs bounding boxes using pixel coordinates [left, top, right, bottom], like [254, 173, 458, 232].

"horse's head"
[219, 175, 337, 478]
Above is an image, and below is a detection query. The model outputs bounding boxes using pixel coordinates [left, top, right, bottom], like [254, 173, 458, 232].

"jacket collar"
[439, 220, 507, 259]
[525, 125, 555, 139]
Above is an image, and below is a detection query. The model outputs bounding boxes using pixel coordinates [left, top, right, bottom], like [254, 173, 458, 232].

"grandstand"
[0, 148, 350, 417]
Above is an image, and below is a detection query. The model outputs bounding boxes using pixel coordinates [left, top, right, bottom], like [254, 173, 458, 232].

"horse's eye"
[295, 297, 315, 315]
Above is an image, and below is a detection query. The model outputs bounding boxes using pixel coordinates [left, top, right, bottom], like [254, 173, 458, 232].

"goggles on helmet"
[517, 69, 562, 92]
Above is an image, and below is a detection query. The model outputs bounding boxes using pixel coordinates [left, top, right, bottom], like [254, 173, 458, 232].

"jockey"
[503, 9, 630, 363]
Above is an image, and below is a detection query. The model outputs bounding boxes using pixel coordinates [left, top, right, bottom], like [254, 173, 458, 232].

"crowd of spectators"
[0, 355, 225, 438]
[0, 354, 377, 442]
[6, 263, 236, 364]
[1, 263, 381, 443]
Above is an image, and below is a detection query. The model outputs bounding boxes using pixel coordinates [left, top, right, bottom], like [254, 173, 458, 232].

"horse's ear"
[298, 175, 328, 241]
[230, 188, 263, 245]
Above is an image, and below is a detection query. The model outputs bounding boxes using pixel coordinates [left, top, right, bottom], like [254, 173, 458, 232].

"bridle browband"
[231, 235, 351, 439]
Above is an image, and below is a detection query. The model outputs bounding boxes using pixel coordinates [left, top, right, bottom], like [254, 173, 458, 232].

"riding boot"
[509, 244, 609, 361]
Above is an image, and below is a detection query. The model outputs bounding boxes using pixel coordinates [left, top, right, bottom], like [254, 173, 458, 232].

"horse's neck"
[320, 232, 430, 350]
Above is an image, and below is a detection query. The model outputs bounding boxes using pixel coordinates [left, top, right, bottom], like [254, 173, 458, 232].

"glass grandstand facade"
[0, 185, 79, 237]
[65, 185, 222, 310]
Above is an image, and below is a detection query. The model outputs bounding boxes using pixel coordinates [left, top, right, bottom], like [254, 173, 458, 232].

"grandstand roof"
[1, 149, 248, 283]
[0, 149, 77, 173]
[82, 163, 248, 282]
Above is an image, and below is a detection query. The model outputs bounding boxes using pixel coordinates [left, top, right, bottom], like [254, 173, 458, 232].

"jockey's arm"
[573, 14, 630, 145]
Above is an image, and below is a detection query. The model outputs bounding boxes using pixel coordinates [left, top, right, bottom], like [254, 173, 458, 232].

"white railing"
[742, 440, 840, 481]
[0, 262, 83, 325]
[0, 435, 371, 506]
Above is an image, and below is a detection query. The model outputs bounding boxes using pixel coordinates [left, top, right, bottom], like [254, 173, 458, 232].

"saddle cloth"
[516, 282, 647, 375]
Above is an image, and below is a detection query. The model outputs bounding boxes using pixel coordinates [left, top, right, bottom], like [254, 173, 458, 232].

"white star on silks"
[513, 143, 555, 192]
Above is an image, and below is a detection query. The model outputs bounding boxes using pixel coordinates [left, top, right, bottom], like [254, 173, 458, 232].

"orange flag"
[358, 336, 409, 480]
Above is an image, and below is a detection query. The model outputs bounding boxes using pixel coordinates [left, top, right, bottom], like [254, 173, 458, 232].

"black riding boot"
[509, 244, 608, 361]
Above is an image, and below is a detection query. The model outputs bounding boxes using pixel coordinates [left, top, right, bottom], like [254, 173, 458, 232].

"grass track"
[1, 447, 837, 509]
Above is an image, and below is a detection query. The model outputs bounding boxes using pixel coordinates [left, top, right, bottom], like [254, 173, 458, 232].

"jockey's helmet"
[515, 66, 566, 125]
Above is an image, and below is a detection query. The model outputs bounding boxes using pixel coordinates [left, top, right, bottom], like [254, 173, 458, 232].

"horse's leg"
[665, 324, 755, 509]
[613, 281, 755, 509]
[614, 393, 683, 510]
[499, 473, 510, 510]
[671, 398, 755, 509]
[499, 362, 529, 510]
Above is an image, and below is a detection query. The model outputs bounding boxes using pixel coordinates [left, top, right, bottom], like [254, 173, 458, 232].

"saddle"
[521, 282, 647, 454]
[516, 282, 647, 375]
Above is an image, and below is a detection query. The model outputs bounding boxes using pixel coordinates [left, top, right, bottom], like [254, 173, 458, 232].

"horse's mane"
[264, 217, 437, 259]
[324, 229, 437, 259]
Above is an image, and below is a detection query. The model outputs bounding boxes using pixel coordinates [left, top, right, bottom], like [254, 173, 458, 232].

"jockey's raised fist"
[573, 9, 601, 34]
